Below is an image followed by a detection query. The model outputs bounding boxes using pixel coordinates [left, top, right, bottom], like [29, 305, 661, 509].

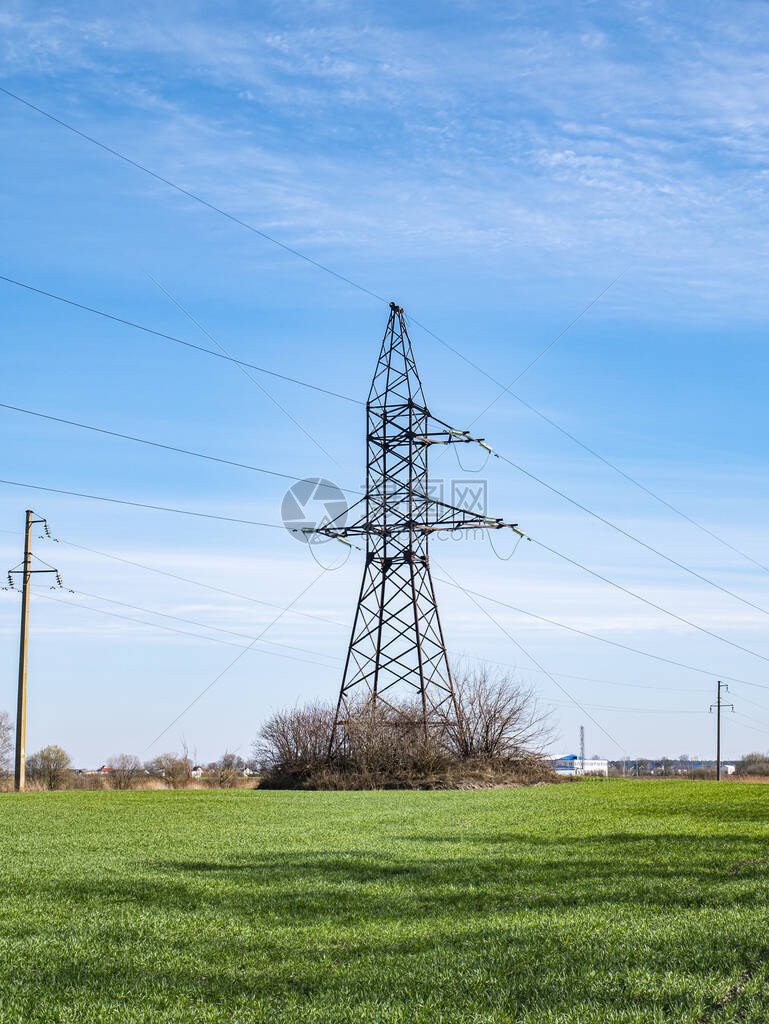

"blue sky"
[2, 0, 769, 765]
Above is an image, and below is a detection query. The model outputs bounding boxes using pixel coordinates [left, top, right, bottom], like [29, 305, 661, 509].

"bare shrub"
[143, 746, 192, 789]
[208, 751, 245, 788]
[106, 753, 143, 790]
[341, 698, 447, 774]
[253, 701, 334, 772]
[736, 752, 769, 776]
[0, 710, 13, 775]
[69, 771, 105, 791]
[440, 664, 554, 762]
[26, 744, 72, 790]
[255, 665, 554, 789]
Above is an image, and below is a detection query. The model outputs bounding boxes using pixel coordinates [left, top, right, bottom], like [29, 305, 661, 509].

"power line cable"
[27, 529, 717, 699]
[38, 591, 338, 670]
[499, 391, 769, 576]
[0, 401, 362, 496]
[4, 88, 766, 577]
[527, 533, 769, 667]
[146, 273, 338, 463]
[18, 387, 759, 646]
[0, 87, 389, 306]
[143, 570, 327, 750]
[493, 450, 769, 620]
[433, 558, 625, 754]
[432, 574, 769, 694]
[543, 697, 705, 715]
[7, 265, 765, 589]
[69, 587, 341, 663]
[0, 274, 362, 406]
[0, 478, 285, 529]
[48, 535, 347, 628]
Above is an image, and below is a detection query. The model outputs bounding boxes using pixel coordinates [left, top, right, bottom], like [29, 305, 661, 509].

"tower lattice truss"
[311, 303, 521, 752]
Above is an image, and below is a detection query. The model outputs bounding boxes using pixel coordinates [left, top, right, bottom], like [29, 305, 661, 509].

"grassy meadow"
[0, 780, 768, 1023]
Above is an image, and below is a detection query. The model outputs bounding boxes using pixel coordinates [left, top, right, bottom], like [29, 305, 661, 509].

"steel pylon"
[311, 303, 520, 755]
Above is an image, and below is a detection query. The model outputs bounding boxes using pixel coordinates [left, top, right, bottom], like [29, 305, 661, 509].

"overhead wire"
[0, 401, 362, 496]
[8, 391, 767, 654]
[527, 533, 769, 667]
[4, 87, 767, 584]
[0, 274, 362, 406]
[0, 478, 285, 529]
[0, 87, 389, 306]
[46, 535, 348, 628]
[38, 591, 340, 671]
[36, 530, 715, 700]
[143, 569, 327, 750]
[432, 573, 769, 694]
[67, 587, 342, 663]
[492, 448, 769, 620]
[6, 88, 769, 738]
[432, 557, 626, 754]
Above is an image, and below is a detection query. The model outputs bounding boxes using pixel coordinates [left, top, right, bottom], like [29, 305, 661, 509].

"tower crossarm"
[417, 412, 493, 453]
[303, 495, 522, 541]
[421, 496, 522, 535]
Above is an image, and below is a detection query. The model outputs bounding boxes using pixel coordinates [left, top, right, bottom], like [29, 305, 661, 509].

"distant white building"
[721, 763, 736, 776]
[552, 754, 609, 777]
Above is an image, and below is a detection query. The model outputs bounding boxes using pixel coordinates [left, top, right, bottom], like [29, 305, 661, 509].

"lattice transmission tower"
[311, 303, 521, 754]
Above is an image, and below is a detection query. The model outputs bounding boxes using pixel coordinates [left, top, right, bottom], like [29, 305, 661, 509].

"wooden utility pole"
[710, 681, 733, 782]
[14, 510, 34, 792]
[9, 510, 60, 792]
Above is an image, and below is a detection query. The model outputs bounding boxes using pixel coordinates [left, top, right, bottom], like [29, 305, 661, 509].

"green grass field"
[0, 781, 768, 1023]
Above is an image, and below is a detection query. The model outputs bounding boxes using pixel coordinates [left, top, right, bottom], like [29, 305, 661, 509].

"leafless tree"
[0, 711, 13, 775]
[253, 701, 334, 772]
[439, 663, 554, 761]
[106, 753, 142, 790]
[26, 744, 72, 790]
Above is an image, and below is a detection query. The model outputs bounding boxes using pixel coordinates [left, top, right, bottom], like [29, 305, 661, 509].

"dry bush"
[143, 747, 192, 789]
[340, 698, 447, 774]
[253, 701, 334, 773]
[106, 753, 143, 790]
[440, 664, 554, 761]
[208, 751, 245, 788]
[736, 752, 769, 776]
[68, 772, 106, 791]
[256, 668, 553, 789]
[26, 745, 72, 790]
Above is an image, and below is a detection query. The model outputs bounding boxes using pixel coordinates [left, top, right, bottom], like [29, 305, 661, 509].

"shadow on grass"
[5, 832, 769, 1022]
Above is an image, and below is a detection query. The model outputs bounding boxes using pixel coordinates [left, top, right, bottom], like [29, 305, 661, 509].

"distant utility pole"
[580, 725, 585, 774]
[710, 681, 734, 782]
[8, 510, 61, 792]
